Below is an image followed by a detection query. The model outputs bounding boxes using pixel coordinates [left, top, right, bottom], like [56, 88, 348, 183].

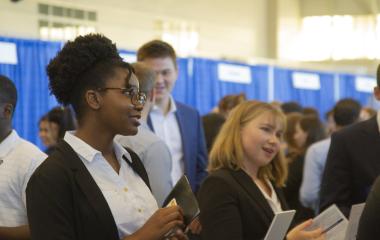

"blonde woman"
[198, 101, 324, 240]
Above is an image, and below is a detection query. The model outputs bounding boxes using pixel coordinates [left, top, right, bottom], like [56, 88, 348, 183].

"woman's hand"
[125, 206, 186, 240]
[286, 219, 325, 240]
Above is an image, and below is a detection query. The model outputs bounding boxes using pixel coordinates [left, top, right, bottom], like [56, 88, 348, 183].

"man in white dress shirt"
[0, 75, 46, 239]
[116, 62, 173, 206]
[137, 40, 208, 192]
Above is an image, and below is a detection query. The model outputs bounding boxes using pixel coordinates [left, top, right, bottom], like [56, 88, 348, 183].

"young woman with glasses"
[26, 34, 185, 240]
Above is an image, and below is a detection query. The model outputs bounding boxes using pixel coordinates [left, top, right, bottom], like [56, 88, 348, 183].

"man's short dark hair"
[0, 75, 17, 109]
[333, 98, 361, 126]
[137, 40, 177, 67]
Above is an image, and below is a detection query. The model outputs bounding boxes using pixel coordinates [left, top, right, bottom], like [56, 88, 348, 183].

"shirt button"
[138, 208, 143, 213]
[124, 187, 128, 192]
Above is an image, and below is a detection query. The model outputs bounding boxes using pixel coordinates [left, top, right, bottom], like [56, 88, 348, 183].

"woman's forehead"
[255, 112, 284, 129]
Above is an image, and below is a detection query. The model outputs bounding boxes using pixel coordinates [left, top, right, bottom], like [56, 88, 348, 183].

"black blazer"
[26, 140, 150, 240]
[197, 168, 289, 240]
[319, 117, 380, 217]
[357, 176, 380, 240]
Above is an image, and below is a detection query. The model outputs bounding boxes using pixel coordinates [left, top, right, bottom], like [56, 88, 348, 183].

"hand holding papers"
[306, 204, 348, 240]
[162, 175, 200, 239]
[162, 175, 200, 226]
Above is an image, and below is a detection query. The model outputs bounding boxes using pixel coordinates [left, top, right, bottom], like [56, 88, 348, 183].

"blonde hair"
[208, 101, 288, 187]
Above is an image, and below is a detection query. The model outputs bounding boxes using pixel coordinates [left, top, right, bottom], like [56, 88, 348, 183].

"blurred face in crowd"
[294, 122, 307, 148]
[141, 57, 178, 104]
[39, 120, 55, 147]
[241, 112, 283, 169]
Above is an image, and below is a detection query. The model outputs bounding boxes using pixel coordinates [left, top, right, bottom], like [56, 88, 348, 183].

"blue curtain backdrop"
[274, 67, 336, 119]
[0, 37, 61, 149]
[339, 74, 374, 106]
[2, 36, 378, 147]
[173, 58, 269, 115]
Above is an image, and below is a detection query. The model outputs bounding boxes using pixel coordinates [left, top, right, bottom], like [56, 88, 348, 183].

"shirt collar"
[152, 95, 177, 115]
[0, 130, 20, 158]
[64, 131, 132, 163]
[377, 111, 380, 134]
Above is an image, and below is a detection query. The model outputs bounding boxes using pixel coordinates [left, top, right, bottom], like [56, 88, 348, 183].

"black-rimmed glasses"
[97, 87, 147, 106]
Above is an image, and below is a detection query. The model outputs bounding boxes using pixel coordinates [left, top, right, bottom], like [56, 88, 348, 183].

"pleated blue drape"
[339, 74, 374, 106]
[0, 37, 61, 148]
[173, 58, 269, 115]
[273, 68, 336, 119]
[1, 36, 378, 146]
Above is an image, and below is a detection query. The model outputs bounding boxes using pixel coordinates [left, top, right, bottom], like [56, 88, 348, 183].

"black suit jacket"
[197, 168, 289, 240]
[26, 140, 150, 240]
[319, 116, 380, 216]
[357, 176, 380, 240]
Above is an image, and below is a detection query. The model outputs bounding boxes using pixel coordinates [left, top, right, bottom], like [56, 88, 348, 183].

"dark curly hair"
[47, 34, 133, 119]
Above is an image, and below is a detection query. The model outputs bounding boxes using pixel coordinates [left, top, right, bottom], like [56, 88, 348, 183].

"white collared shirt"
[0, 130, 46, 226]
[150, 96, 184, 185]
[64, 132, 158, 238]
[255, 179, 283, 213]
[377, 111, 380, 133]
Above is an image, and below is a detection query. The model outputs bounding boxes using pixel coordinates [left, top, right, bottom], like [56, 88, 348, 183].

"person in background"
[45, 106, 76, 155]
[324, 109, 336, 136]
[281, 101, 303, 114]
[319, 64, 380, 217]
[202, 93, 246, 152]
[38, 114, 55, 150]
[284, 115, 326, 223]
[115, 62, 173, 206]
[301, 107, 319, 118]
[26, 34, 186, 240]
[198, 101, 324, 240]
[0, 75, 46, 240]
[300, 98, 361, 214]
[137, 40, 207, 192]
[359, 106, 376, 121]
[283, 112, 303, 159]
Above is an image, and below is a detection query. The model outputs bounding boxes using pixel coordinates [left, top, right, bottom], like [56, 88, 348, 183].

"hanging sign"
[217, 63, 251, 84]
[355, 76, 376, 93]
[0, 42, 17, 64]
[292, 72, 320, 90]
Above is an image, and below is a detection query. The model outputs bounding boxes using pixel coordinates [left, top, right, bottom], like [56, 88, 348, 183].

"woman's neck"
[242, 158, 259, 180]
[74, 124, 114, 155]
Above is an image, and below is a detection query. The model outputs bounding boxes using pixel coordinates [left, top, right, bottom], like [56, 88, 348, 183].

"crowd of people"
[0, 33, 380, 240]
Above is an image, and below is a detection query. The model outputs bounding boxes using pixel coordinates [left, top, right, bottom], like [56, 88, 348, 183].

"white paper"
[307, 204, 348, 240]
[264, 210, 296, 240]
[343, 203, 366, 240]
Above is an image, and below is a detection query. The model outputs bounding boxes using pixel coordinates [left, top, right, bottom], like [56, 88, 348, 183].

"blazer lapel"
[361, 117, 380, 170]
[57, 141, 119, 240]
[229, 169, 274, 226]
[174, 105, 190, 174]
[273, 185, 289, 210]
[147, 115, 154, 132]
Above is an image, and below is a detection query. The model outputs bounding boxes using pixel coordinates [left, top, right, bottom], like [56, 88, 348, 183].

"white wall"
[0, 0, 271, 59]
